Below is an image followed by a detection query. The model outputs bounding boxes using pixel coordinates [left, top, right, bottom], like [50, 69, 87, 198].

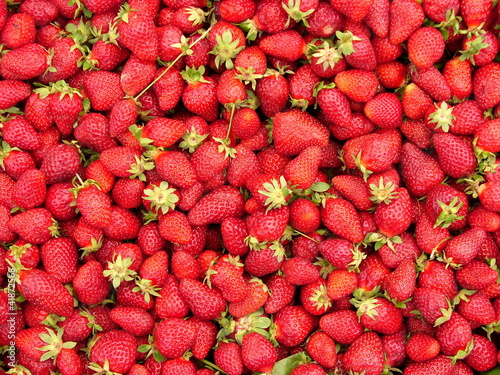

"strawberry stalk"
[134, 27, 212, 101]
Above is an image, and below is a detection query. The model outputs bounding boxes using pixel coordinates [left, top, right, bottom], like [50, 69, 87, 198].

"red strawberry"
[18, 268, 74, 317]
[72, 260, 110, 306]
[410, 65, 452, 102]
[116, 7, 158, 61]
[317, 87, 352, 129]
[241, 332, 277, 373]
[400, 142, 445, 197]
[84, 71, 124, 112]
[264, 274, 295, 314]
[256, 69, 290, 118]
[461, 0, 492, 31]
[435, 312, 472, 356]
[8, 208, 58, 244]
[343, 331, 385, 375]
[179, 278, 226, 320]
[321, 197, 364, 244]
[154, 318, 196, 359]
[464, 334, 497, 372]
[259, 30, 305, 62]
[403, 355, 453, 375]
[0, 80, 31, 110]
[11, 168, 46, 210]
[1, 43, 49, 81]
[214, 341, 245, 375]
[90, 330, 136, 374]
[181, 67, 219, 122]
[389, 0, 425, 45]
[40, 237, 77, 284]
[2, 13, 36, 49]
[228, 276, 269, 317]
[273, 109, 330, 156]
[273, 305, 317, 347]
[110, 306, 155, 337]
[406, 332, 441, 362]
[407, 27, 445, 69]
[329, 0, 371, 21]
[443, 227, 487, 267]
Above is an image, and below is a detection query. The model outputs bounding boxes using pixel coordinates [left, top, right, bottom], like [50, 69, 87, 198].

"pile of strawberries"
[2, 0, 500, 373]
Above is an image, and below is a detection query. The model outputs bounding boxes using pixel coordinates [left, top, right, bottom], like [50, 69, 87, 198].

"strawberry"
[326, 269, 357, 300]
[471, 63, 500, 109]
[334, 69, 378, 103]
[402, 83, 434, 120]
[8, 208, 58, 244]
[89, 330, 136, 374]
[415, 211, 451, 255]
[39, 38, 82, 84]
[290, 363, 327, 375]
[246, 205, 289, 244]
[1, 13, 36, 49]
[2, 116, 42, 151]
[413, 287, 452, 325]
[389, 0, 425, 45]
[329, 0, 370, 21]
[476, 118, 500, 153]
[188, 185, 245, 226]
[255, 69, 290, 118]
[461, 0, 492, 31]
[259, 30, 305, 62]
[72, 260, 110, 306]
[456, 260, 498, 290]
[18, 268, 74, 317]
[153, 318, 196, 359]
[289, 64, 321, 110]
[241, 332, 277, 373]
[208, 20, 246, 69]
[321, 197, 364, 244]
[435, 311, 472, 357]
[407, 27, 445, 69]
[158, 210, 192, 245]
[282, 257, 320, 285]
[273, 305, 317, 347]
[71, 180, 112, 229]
[406, 331, 441, 362]
[343, 331, 385, 375]
[264, 274, 295, 314]
[116, 6, 158, 61]
[206, 256, 249, 302]
[273, 108, 330, 156]
[464, 334, 497, 372]
[40, 237, 77, 284]
[354, 296, 403, 334]
[110, 306, 155, 337]
[121, 55, 157, 97]
[288, 198, 321, 233]
[1, 43, 49, 81]
[433, 133, 476, 178]
[443, 57, 473, 101]
[403, 355, 453, 375]
[84, 71, 124, 112]
[228, 277, 269, 317]
[214, 341, 245, 375]
[425, 184, 468, 231]
[253, 0, 293, 34]
[364, 0, 390, 38]
[155, 274, 190, 319]
[0, 80, 31, 110]
[383, 259, 416, 302]
[181, 66, 219, 122]
[40, 143, 81, 185]
[457, 291, 495, 325]
[103, 205, 142, 241]
[356, 252, 391, 294]
[11, 168, 46, 210]
[179, 278, 226, 320]
[190, 317, 217, 360]
[373, 187, 412, 238]
[410, 65, 452, 102]
[283, 145, 322, 190]
[6, 240, 40, 269]
[305, 331, 337, 368]
[400, 142, 445, 197]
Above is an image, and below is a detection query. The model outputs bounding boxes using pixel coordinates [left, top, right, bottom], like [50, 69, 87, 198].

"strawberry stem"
[134, 27, 212, 101]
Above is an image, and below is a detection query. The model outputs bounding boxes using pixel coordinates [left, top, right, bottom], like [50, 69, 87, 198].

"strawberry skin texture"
[90, 330, 137, 374]
[18, 269, 74, 317]
[321, 197, 364, 243]
[343, 331, 385, 375]
[154, 318, 196, 359]
[273, 109, 330, 156]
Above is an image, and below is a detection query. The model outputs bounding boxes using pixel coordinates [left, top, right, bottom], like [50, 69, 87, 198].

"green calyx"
[38, 328, 76, 363]
[427, 101, 455, 132]
[235, 66, 263, 91]
[8, 242, 32, 262]
[103, 254, 137, 289]
[132, 277, 162, 304]
[335, 30, 361, 56]
[434, 196, 465, 228]
[209, 30, 245, 70]
[282, 0, 315, 27]
[80, 236, 103, 259]
[309, 283, 332, 312]
[312, 42, 342, 70]
[369, 179, 398, 205]
[33, 80, 83, 101]
[459, 34, 489, 65]
[88, 359, 122, 375]
[128, 154, 155, 182]
[142, 181, 179, 215]
[181, 65, 210, 85]
[179, 130, 208, 153]
[258, 176, 291, 212]
[364, 232, 402, 252]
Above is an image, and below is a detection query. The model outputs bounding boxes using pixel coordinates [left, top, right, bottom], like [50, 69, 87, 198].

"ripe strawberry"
[418, 259, 458, 300]
[110, 306, 155, 337]
[406, 332, 441, 362]
[273, 108, 330, 156]
[400, 142, 445, 197]
[2, 13, 36, 49]
[11, 168, 46, 210]
[282, 257, 320, 286]
[153, 318, 196, 359]
[1, 43, 48, 81]
[214, 341, 245, 375]
[326, 269, 357, 300]
[120, 55, 157, 97]
[2, 116, 41, 151]
[273, 305, 317, 347]
[18, 268, 74, 317]
[433, 133, 476, 178]
[155, 274, 190, 319]
[321, 197, 364, 244]
[329, 0, 370, 21]
[415, 211, 451, 255]
[334, 69, 378, 103]
[72, 260, 110, 306]
[190, 317, 217, 360]
[40, 143, 81, 185]
[40, 237, 77, 284]
[383, 259, 416, 302]
[103, 205, 142, 241]
[389, 0, 425, 45]
[354, 296, 403, 334]
[39, 38, 82, 84]
[407, 27, 445, 69]
[425, 184, 468, 231]
[464, 334, 497, 372]
[264, 274, 295, 314]
[84, 71, 124, 112]
[181, 67, 219, 122]
[435, 311, 472, 356]
[456, 260, 498, 290]
[259, 30, 306, 62]
[288, 198, 321, 233]
[207, 257, 249, 302]
[241, 332, 277, 373]
[246, 205, 289, 243]
[472, 63, 500, 109]
[373, 187, 412, 238]
[343, 331, 385, 375]
[8, 207, 58, 244]
[72, 181, 112, 229]
[188, 185, 245, 226]
[444, 227, 487, 267]
[6, 240, 40, 269]
[410, 65, 452, 102]
[228, 276, 269, 317]
[476, 118, 500, 153]
[255, 69, 290, 118]
[402, 83, 434, 120]
[457, 291, 495, 325]
[253, 0, 293, 34]
[0, 80, 31, 110]
[461, 0, 492, 31]
[403, 355, 453, 375]
[413, 287, 451, 325]
[444, 57, 473, 101]
[179, 278, 226, 320]
[90, 330, 136, 374]
[116, 7, 158, 61]
[74, 113, 117, 153]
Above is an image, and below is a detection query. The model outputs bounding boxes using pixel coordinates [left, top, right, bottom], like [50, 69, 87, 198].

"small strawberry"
[406, 331, 441, 362]
[89, 330, 136, 374]
[272, 305, 317, 347]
